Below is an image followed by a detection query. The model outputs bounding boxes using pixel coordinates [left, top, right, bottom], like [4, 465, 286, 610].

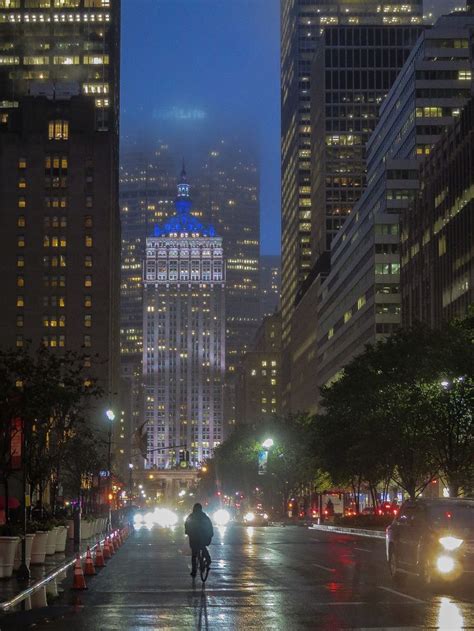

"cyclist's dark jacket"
[185, 511, 214, 548]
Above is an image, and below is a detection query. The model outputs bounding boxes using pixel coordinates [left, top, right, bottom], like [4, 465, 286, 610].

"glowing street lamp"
[105, 409, 115, 531]
[262, 438, 274, 450]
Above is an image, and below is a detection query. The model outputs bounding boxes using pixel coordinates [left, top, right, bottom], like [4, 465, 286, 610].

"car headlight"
[439, 536, 463, 551]
[244, 511, 255, 522]
[213, 509, 230, 527]
[436, 555, 455, 574]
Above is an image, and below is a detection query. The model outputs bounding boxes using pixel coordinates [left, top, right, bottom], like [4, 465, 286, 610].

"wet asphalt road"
[2, 523, 473, 630]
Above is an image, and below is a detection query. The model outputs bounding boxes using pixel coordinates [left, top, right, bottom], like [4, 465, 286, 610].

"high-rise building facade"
[235, 312, 282, 426]
[120, 145, 176, 465]
[310, 24, 423, 260]
[0, 1, 121, 410]
[260, 254, 281, 318]
[142, 170, 225, 468]
[315, 13, 474, 392]
[401, 97, 474, 328]
[280, 0, 423, 408]
[200, 142, 260, 373]
[280, 0, 422, 343]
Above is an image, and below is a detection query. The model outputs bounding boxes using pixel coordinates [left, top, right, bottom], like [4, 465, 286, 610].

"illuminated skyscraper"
[280, 0, 423, 407]
[0, 1, 121, 413]
[142, 168, 225, 468]
[200, 142, 260, 373]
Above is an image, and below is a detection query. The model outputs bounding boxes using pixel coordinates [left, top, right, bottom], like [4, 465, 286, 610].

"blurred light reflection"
[437, 597, 464, 630]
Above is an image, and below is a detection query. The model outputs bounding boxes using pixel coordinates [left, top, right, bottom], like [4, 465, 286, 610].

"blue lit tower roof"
[153, 163, 216, 237]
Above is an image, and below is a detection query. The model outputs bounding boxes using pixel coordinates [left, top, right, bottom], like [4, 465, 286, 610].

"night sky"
[120, 0, 461, 257]
[121, 0, 281, 255]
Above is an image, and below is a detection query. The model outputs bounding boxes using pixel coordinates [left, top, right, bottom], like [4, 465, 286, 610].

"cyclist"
[184, 503, 214, 578]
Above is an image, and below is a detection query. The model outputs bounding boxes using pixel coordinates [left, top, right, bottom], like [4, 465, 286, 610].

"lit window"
[328, 328, 334, 340]
[84, 295, 92, 308]
[357, 295, 366, 310]
[16, 315, 23, 327]
[18, 158, 26, 169]
[59, 315, 65, 327]
[17, 276, 24, 287]
[344, 310, 352, 323]
[85, 235, 93, 247]
[83, 335, 91, 347]
[85, 256, 92, 268]
[18, 198, 26, 208]
[84, 215, 93, 228]
[17, 256, 24, 267]
[17, 216, 25, 227]
[84, 275, 92, 288]
[16, 335, 23, 348]
[458, 70, 471, 81]
[48, 119, 69, 141]
[16, 296, 24, 307]
[84, 314, 92, 328]
[17, 235, 25, 247]
[18, 178, 26, 189]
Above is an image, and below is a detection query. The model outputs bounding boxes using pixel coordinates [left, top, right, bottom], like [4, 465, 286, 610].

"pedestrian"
[184, 503, 214, 578]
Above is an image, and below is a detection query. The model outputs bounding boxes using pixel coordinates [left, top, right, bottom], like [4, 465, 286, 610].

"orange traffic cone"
[111, 533, 119, 552]
[84, 546, 96, 576]
[94, 541, 106, 568]
[71, 554, 87, 590]
[103, 537, 111, 560]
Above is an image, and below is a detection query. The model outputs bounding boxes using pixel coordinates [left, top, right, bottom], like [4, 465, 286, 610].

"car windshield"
[429, 504, 474, 531]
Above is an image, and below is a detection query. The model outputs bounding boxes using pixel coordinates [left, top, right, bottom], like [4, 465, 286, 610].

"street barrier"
[309, 524, 385, 539]
[0, 526, 130, 615]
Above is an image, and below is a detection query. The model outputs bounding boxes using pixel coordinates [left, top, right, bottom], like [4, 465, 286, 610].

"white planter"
[45, 528, 59, 555]
[30, 531, 48, 564]
[55, 526, 67, 553]
[13, 534, 35, 571]
[80, 521, 91, 540]
[0, 537, 20, 578]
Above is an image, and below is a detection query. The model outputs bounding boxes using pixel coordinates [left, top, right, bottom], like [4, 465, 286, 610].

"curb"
[308, 524, 385, 540]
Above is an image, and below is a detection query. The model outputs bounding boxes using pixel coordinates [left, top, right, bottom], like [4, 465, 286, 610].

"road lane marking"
[377, 586, 425, 603]
[312, 562, 336, 573]
[354, 547, 371, 552]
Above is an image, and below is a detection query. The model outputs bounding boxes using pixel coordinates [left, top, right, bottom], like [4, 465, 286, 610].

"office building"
[260, 255, 281, 318]
[0, 1, 121, 416]
[200, 142, 260, 373]
[142, 168, 225, 468]
[310, 24, 423, 261]
[120, 145, 176, 465]
[315, 13, 474, 395]
[235, 312, 282, 426]
[280, 0, 423, 408]
[401, 97, 474, 327]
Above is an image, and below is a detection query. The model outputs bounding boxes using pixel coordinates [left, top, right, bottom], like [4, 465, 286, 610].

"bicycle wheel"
[199, 549, 210, 583]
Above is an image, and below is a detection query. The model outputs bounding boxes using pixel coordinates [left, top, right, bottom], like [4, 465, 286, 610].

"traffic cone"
[94, 541, 106, 568]
[71, 554, 87, 590]
[103, 537, 111, 560]
[84, 546, 96, 576]
[112, 533, 119, 551]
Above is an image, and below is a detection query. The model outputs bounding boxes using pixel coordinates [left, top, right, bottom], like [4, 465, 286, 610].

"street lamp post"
[128, 463, 133, 506]
[106, 409, 115, 531]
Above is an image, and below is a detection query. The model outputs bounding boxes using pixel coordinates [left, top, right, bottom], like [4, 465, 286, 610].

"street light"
[128, 463, 133, 507]
[106, 409, 115, 531]
[262, 438, 274, 450]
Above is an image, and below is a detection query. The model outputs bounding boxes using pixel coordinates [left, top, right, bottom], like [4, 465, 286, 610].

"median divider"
[0, 526, 131, 616]
[309, 523, 386, 540]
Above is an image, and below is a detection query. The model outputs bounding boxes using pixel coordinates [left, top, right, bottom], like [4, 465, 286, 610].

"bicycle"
[197, 546, 210, 582]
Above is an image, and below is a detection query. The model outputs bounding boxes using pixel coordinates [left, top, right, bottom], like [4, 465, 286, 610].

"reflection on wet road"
[2, 524, 473, 629]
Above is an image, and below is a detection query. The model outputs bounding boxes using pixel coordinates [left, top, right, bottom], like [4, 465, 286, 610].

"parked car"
[386, 498, 474, 587]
